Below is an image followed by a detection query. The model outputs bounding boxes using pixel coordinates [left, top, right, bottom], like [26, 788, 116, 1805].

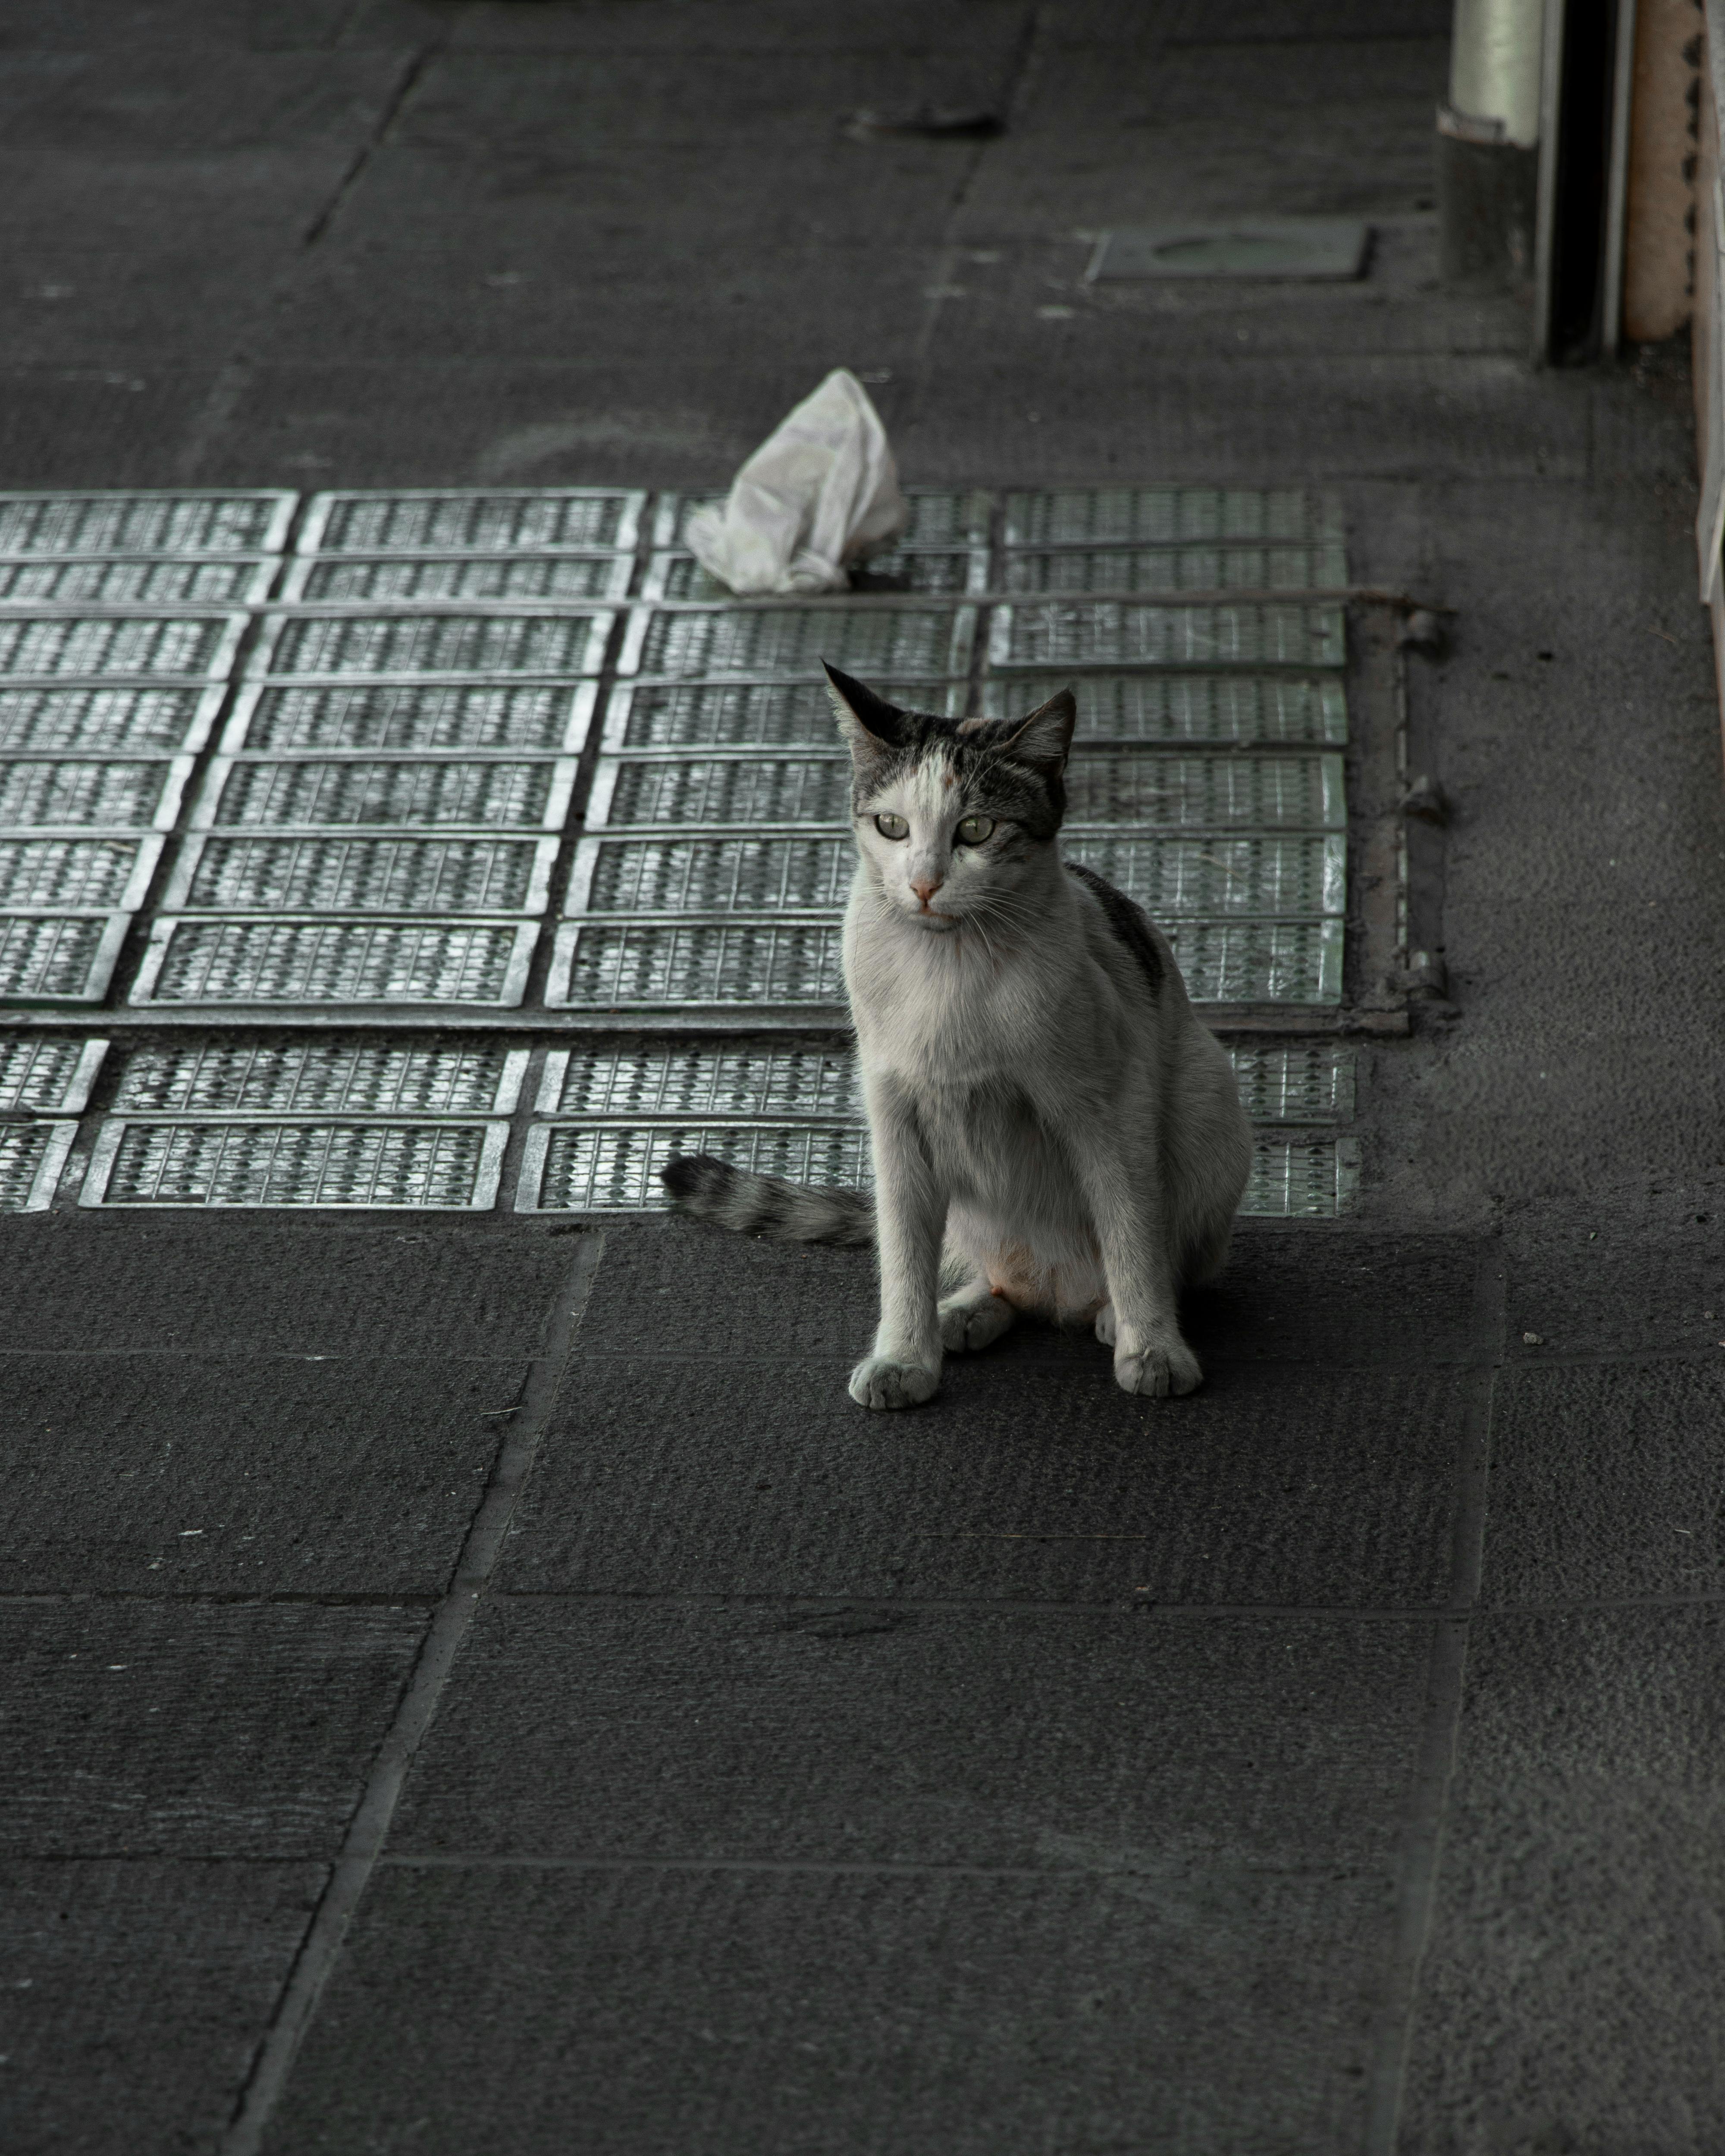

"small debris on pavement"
[1400, 775, 1449, 824]
[845, 107, 1004, 141]
[1522, 1332, 1544, 1345]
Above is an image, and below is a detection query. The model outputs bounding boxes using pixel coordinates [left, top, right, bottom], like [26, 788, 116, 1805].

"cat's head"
[822, 662, 1076, 934]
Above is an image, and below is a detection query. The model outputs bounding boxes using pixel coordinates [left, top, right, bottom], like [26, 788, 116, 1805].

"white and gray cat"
[661, 662, 1254, 1410]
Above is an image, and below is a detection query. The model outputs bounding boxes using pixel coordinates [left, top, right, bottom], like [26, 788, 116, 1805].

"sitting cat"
[661, 661, 1254, 1409]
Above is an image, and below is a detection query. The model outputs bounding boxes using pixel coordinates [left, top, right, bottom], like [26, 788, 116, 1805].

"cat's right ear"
[823, 661, 906, 770]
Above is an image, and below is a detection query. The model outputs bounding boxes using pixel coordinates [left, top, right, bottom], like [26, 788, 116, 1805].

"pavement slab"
[1, 1859, 326, 2156]
[0, 1351, 530, 1595]
[263, 1862, 1389, 2156]
[0, 1597, 426, 1858]
[1399, 1608, 1725, 2156]
[390, 1599, 1432, 1866]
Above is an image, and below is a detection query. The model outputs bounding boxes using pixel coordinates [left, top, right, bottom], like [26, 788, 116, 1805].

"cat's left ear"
[1000, 688, 1076, 771]
[823, 661, 907, 769]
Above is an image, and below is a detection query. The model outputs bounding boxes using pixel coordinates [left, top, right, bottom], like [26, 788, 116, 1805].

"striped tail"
[659, 1153, 874, 1246]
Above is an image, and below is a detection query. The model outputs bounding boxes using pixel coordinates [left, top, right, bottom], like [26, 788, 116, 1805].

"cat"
[660, 661, 1255, 1410]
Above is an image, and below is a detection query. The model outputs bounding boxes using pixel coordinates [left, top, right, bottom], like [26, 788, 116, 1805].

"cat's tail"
[658, 1153, 874, 1246]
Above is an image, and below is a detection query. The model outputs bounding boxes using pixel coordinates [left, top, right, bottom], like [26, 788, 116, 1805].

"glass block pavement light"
[518, 1039, 1357, 1218]
[0, 486, 1373, 1213]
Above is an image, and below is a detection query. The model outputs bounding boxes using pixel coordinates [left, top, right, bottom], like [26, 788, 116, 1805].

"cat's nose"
[910, 872, 944, 906]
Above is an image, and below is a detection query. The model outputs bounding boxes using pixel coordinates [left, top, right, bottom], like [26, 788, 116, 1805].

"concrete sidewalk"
[6, 4, 1725, 2153]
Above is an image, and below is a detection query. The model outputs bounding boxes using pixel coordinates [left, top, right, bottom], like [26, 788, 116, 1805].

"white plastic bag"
[687, 368, 907, 595]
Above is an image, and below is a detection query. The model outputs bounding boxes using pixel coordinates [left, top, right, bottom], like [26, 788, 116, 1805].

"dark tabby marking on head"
[823, 661, 1071, 837]
[660, 1153, 874, 1245]
[1066, 860, 1163, 1001]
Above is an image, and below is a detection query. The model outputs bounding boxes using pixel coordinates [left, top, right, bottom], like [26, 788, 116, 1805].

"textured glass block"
[550, 919, 847, 1008]
[288, 554, 631, 603]
[0, 1122, 74, 1211]
[0, 686, 216, 753]
[0, 837, 154, 907]
[301, 489, 642, 555]
[1002, 488, 1342, 548]
[609, 678, 964, 749]
[654, 489, 990, 551]
[0, 1036, 102, 1112]
[538, 1040, 1343, 1125]
[527, 1121, 870, 1212]
[202, 758, 565, 831]
[0, 558, 276, 606]
[998, 543, 1348, 595]
[0, 759, 177, 830]
[977, 672, 1347, 746]
[989, 602, 1346, 671]
[1229, 1043, 1355, 1123]
[0, 914, 120, 1000]
[0, 614, 242, 679]
[0, 491, 293, 556]
[260, 611, 612, 678]
[626, 605, 973, 681]
[1064, 834, 1344, 915]
[92, 1121, 499, 1208]
[236, 682, 590, 753]
[1240, 1140, 1343, 1217]
[1163, 918, 1343, 1003]
[648, 549, 982, 601]
[597, 755, 851, 828]
[545, 1041, 861, 1119]
[1064, 751, 1344, 828]
[112, 1040, 520, 1116]
[137, 919, 533, 1005]
[178, 834, 551, 914]
[574, 834, 853, 915]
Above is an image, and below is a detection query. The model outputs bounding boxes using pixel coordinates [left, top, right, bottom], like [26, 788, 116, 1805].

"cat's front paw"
[1114, 1339, 1204, 1399]
[849, 1356, 941, 1410]
[939, 1292, 1016, 1354]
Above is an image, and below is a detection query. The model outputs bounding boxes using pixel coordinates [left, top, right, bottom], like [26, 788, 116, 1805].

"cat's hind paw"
[1114, 1340, 1203, 1399]
[939, 1290, 1016, 1354]
[848, 1356, 941, 1410]
[1094, 1301, 1117, 1347]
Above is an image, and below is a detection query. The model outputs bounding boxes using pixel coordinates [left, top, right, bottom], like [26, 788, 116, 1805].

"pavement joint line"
[1363, 1241, 1505, 2155]
[369, 1854, 1336, 1877]
[217, 1228, 605, 2156]
[6, 1589, 1721, 1616]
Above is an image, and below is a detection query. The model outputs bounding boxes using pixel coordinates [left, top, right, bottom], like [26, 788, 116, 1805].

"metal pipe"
[1450, 0, 1548, 145]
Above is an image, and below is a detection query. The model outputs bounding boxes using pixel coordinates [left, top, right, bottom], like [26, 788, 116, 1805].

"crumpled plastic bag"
[687, 368, 908, 595]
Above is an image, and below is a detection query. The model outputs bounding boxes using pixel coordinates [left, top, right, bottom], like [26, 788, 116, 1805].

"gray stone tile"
[1, 1858, 323, 2156]
[199, 359, 821, 488]
[265, 1863, 1388, 2155]
[1480, 1359, 1725, 1606]
[1507, 1222, 1725, 1360]
[393, 1598, 1432, 1865]
[900, 348, 1593, 487]
[501, 1349, 1468, 1605]
[0, 1353, 527, 1595]
[577, 1219, 1485, 1371]
[0, 47, 411, 154]
[448, 0, 1029, 52]
[0, 1219, 573, 1356]
[0, 1598, 424, 1857]
[0, 364, 220, 486]
[0, 246, 262, 365]
[1399, 1608, 1725, 2153]
[958, 38, 1447, 232]
[260, 240, 938, 367]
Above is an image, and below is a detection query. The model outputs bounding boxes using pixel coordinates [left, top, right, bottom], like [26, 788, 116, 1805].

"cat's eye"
[873, 812, 909, 841]
[955, 815, 996, 845]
